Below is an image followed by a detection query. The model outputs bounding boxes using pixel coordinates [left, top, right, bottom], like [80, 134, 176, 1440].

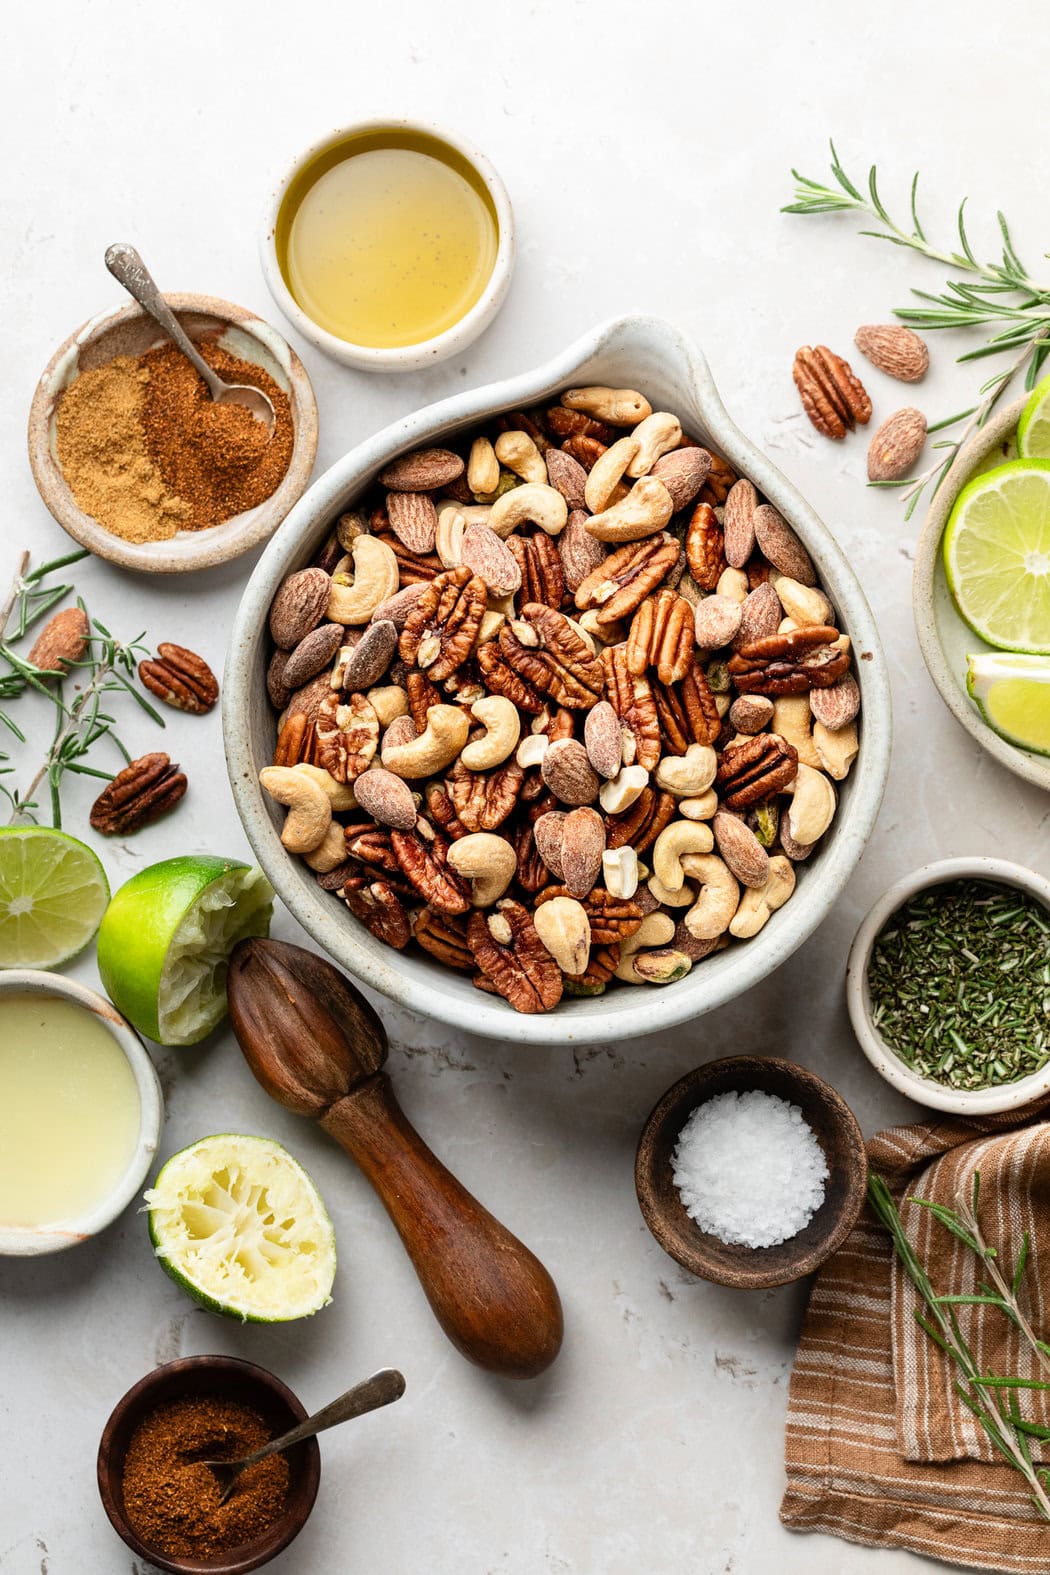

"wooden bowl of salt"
[635, 1055, 867, 1290]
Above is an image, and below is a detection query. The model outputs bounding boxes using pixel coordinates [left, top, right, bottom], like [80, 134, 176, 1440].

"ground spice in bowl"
[121, 1394, 289, 1559]
[55, 340, 293, 545]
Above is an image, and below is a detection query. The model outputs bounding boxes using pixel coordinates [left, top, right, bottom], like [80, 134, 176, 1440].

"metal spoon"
[104, 242, 276, 434]
[200, 1367, 405, 1505]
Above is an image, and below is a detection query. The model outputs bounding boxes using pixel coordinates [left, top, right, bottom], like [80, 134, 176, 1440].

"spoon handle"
[235, 1368, 406, 1471]
[104, 243, 224, 399]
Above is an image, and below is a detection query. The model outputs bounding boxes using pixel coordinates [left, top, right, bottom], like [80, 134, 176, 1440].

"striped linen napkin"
[781, 1101, 1050, 1572]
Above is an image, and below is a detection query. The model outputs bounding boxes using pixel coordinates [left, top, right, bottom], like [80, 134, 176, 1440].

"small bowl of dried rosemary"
[847, 856, 1050, 1115]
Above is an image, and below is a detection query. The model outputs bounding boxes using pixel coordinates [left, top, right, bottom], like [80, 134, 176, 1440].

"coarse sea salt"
[672, 1089, 829, 1249]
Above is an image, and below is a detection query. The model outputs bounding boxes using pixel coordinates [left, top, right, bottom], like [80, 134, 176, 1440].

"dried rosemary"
[868, 880, 1050, 1090]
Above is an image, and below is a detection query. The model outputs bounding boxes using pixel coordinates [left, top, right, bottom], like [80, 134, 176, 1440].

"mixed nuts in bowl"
[224, 317, 890, 1042]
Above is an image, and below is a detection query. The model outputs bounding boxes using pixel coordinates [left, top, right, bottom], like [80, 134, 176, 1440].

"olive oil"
[0, 994, 140, 1228]
[276, 128, 499, 349]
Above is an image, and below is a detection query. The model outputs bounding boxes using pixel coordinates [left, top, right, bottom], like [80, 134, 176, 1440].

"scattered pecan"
[412, 906, 474, 970]
[343, 876, 411, 949]
[399, 566, 487, 682]
[626, 589, 694, 685]
[685, 502, 727, 591]
[602, 645, 661, 771]
[793, 345, 872, 439]
[447, 757, 525, 832]
[728, 626, 850, 696]
[604, 786, 677, 854]
[506, 531, 565, 608]
[315, 691, 379, 781]
[652, 660, 721, 753]
[391, 819, 471, 914]
[374, 531, 443, 583]
[89, 752, 187, 835]
[139, 643, 219, 714]
[574, 534, 678, 626]
[468, 900, 563, 1013]
[716, 735, 799, 809]
[497, 604, 603, 709]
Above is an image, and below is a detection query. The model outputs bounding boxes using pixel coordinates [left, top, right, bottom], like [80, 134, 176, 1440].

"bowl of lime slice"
[914, 377, 1050, 791]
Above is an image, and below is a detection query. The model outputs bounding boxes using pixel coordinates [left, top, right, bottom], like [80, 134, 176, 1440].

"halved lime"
[1017, 372, 1050, 459]
[967, 652, 1050, 756]
[0, 826, 109, 968]
[96, 855, 272, 1045]
[943, 459, 1050, 653]
[146, 1134, 336, 1322]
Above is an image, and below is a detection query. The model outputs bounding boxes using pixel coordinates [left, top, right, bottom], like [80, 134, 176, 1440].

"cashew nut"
[584, 477, 674, 544]
[584, 435, 640, 513]
[678, 789, 719, 821]
[468, 435, 500, 496]
[654, 743, 717, 797]
[814, 719, 859, 781]
[473, 609, 506, 648]
[291, 762, 357, 810]
[326, 535, 400, 625]
[647, 873, 696, 909]
[652, 820, 716, 892]
[489, 483, 567, 538]
[626, 412, 683, 477]
[494, 429, 547, 485]
[534, 895, 591, 977]
[598, 764, 650, 814]
[562, 386, 652, 426]
[778, 618, 798, 634]
[680, 854, 740, 940]
[303, 821, 349, 873]
[716, 567, 750, 604]
[446, 833, 518, 906]
[461, 695, 521, 771]
[259, 765, 332, 854]
[785, 763, 837, 844]
[577, 609, 628, 644]
[435, 503, 465, 569]
[729, 855, 796, 939]
[366, 685, 410, 727]
[602, 845, 639, 899]
[771, 696, 821, 769]
[622, 912, 676, 955]
[381, 704, 470, 779]
[770, 573, 833, 627]
[516, 733, 550, 769]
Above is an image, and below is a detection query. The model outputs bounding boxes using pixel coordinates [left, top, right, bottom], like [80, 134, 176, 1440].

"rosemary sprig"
[869, 1171, 1050, 1518]
[783, 142, 1050, 518]
[0, 549, 164, 827]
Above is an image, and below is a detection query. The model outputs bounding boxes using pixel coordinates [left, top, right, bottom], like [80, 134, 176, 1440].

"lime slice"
[1017, 372, 1050, 459]
[966, 652, 1050, 756]
[943, 459, 1050, 653]
[0, 826, 109, 968]
[146, 1133, 336, 1322]
[97, 855, 272, 1045]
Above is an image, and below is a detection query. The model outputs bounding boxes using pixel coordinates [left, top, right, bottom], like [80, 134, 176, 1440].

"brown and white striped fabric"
[781, 1101, 1050, 1572]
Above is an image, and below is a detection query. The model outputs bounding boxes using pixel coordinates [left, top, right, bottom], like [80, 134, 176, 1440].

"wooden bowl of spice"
[97, 1354, 320, 1572]
[635, 1056, 867, 1289]
[28, 294, 317, 574]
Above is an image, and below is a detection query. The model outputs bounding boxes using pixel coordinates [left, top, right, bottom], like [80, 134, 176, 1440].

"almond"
[752, 504, 816, 587]
[370, 583, 429, 630]
[560, 806, 605, 898]
[559, 510, 607, 593]
[854, 325, 929, 384]
[733, 582, 782, 650]
[544, 447, 588, 511]
[713, 811, 770, 890]
[281, 622, 344, 690]
[533, 810, 567, 878]
[728, 695, 774, 735]
[353, 767, 418, 830]
[649, 447, 712, 511]
[541, 737, 600, 806]
[867, 407, 927, 482]
[460, 523, 522, 597]
[809, 672, 860, 731]
[723, 478, 758, 568]
[339, 620, 398, 692]
[269, 567, 331, 650]
[386, 492, 438, 553]
[693, 594, 742, 651]
[583, 701, 623, 779]
[380, 447, 465, 492]
[27, 606, 89, 676]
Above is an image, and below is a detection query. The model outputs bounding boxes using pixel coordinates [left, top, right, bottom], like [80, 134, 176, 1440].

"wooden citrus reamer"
[227, 938, 562, 1379]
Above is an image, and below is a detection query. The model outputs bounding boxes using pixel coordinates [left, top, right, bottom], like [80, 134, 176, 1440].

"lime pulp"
[0, 826, 109, 968]
[1017, 371, 1050, 460]
[967, 652, 1050, 756]
[943, 459, 1050, 654]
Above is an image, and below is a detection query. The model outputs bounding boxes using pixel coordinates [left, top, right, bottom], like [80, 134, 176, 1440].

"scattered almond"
[27, 606, 89, 676]
[867, 407, 927, 482]
[854, 324, 929, 384]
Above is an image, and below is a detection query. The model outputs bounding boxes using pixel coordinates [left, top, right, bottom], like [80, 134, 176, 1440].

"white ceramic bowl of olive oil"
[0, 971, 163, 1255]
[260, 119, 515, 372]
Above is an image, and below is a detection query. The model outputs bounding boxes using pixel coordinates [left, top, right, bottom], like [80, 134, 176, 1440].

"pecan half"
[652, 660, 721, 753]
[728, 626, 850, 696]
[793, 346, 872, 439]
[412, 906, 474, 970]
[405, 669, 443, 731]
[344, 823, 401, 875]
[447, 757, 525, 833]
[139, 643, 219, 714]
[575, 535, 678, 625]
[497, 604, 603, 709]
[476, 640, 545, 714]
[90, 752, 187, 835]
[315, 691, 379, 782]
[560, 434, 607, 471]
[375, 531, 443, 584]
[604, 785, 677, 854]
[602, 645, 661, 770]
[626, 589, 694, 685]
[399, 566, 487, 682]
[468, 900, 563, 1014]
[685, 502, 727, 591]
[695, 449, 738, 507]
[716, 735, 799, 809]
[391, 819, 471, 914]
[343, 876, 411, 949]
[535, 886, 644, 946]
[512, 815, 554, 895]
[546, 405, 615, 445]
[506, 531, 565, 608]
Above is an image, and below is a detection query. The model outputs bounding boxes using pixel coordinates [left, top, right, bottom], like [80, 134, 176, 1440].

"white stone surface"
[2, 2, 1048, 1570]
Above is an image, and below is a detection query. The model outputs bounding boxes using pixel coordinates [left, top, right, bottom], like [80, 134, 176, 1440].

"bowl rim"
[912, 394, 1050, 792]
[223, 312, 892, 1045]
[0, 969, 163, 1255]
[258, 117, 515, 372]
[96, 1353, 320, 1575]
[846, 855, 1050, 1115]
[634, 1054, 868, 1289]
[26, 292, 319, 575]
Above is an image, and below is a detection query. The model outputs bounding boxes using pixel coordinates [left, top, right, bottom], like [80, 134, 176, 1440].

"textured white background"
[3, 2, 1049, 1571]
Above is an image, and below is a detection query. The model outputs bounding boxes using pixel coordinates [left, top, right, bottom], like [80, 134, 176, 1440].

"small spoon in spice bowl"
[200, 1367, 405, 1506]
[104, 243, 276, 434]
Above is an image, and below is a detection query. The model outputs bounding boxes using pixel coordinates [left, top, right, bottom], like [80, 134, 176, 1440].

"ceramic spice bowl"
[97, 1354, 321, 1574]
[635, 1055, 868, 1289]
[27, 293, 318, 575]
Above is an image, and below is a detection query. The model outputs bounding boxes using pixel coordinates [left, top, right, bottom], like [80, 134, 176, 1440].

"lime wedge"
[966, 652, 1050, 756]
[97, 855, 272, 1045]
[0, 826, 109, 968]
[943, 459, 1050, 653]
[146, 1133, 336, 1322]
[1017, 372, 1050, 459]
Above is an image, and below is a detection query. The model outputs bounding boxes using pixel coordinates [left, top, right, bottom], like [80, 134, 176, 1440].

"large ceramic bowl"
[224, 316, 891, 1044]
[914, 396, 1050, 792]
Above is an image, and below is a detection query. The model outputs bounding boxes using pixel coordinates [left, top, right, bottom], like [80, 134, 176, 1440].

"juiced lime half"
[97, 855, 272, 1045]
[943, 459, 1050, 653]
[0, 826, 109, 968]
[1017, 372, 1050, 460]
[146, 1134, 336, 1322]
[967, 652, 1050, 756]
